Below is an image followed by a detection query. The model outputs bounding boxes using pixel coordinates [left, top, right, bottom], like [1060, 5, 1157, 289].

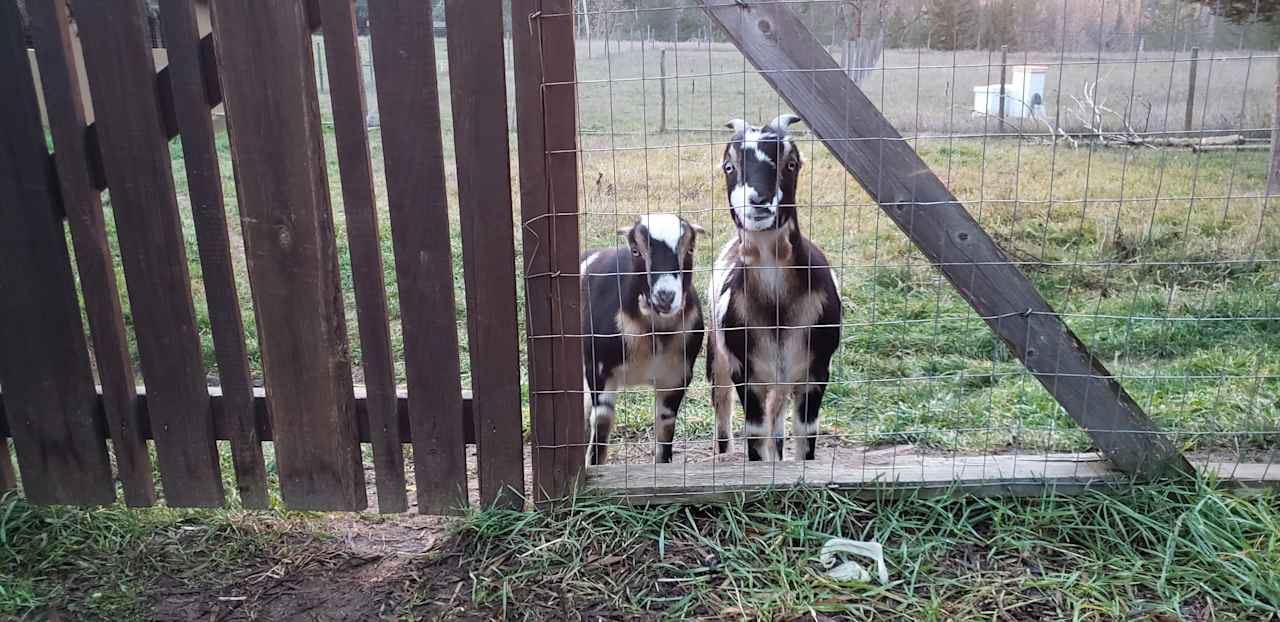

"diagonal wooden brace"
[703, 1, 1192, 479]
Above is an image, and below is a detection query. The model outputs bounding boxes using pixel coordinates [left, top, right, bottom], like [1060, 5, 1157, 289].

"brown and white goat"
[581, 215, 706, 465]
[707, 115, 842, 461]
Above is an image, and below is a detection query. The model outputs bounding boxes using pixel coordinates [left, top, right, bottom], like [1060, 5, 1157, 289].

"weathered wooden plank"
[541, 0, 587, 502]
[211, 0, 366, 511]
[368, 0, 469, 514]
[511, 0, 556, 502]
[585, 455, 1280, 504]
[27, 0, 155, 506]
[1, 387, 477, 446]
[317, 0, 406, 514]
[73, 0, 225, 507]
[511, 0, 585, 502]
[0, 1, 114, 506]
[158, 0, 270, 510]
[444, 0, 524, 510]
[703, 1, 1191, 479]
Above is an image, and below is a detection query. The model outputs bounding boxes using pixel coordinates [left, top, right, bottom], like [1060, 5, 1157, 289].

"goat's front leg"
[709, 345, 736, 455]
[792, 384, 824, 460]
[654, 388, 685, 463]
[735, 379, 772, 462]
[586, 391, 616, 466]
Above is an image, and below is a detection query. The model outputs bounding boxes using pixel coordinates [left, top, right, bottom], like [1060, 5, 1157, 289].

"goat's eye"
[786, 159, 798, 171]
[723, 162, 734, 174]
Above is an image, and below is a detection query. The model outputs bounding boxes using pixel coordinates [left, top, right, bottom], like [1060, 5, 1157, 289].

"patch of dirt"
[129, 513, 464, 621]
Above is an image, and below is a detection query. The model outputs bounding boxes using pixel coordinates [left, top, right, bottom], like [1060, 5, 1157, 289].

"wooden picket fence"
[0, 0, 555, 514]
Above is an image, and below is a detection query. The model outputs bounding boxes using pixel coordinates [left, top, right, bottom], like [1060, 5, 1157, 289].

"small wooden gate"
[0, 0, 532, 514]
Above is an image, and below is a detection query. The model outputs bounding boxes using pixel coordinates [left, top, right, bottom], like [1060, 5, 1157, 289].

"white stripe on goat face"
[728, 129, 785, 232]
[638, 214, 686, 317]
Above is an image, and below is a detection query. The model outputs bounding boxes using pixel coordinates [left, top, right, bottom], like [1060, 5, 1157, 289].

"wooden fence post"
[27, 0, 157, 507]
[1185, 46, 1199, 134]
[316, 0, 406, 513]
[660, 47, 668, 133]
[212, 0, 366, 511]
[512, 0, 586, 502]
[368, 0, 470, 514]
[445, 0, 526, 510]
[0, 1, 114, 506]
[997, 44, 1007, 123]
[74, 0, 226, 507]
[703, 0, 1191, 479]
[1269, 51, 1280, 196]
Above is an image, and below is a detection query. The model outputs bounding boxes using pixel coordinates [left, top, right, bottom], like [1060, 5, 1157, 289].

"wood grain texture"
[703, 1, 1191, 479]
[444, 0, 525, 510]
[73, 0, 225, 507]
[4, 388, 475, 447]
[585, 454, 1280, 504]
[541, 0, 587, 501]
[0, 1, 114, 506]
[158, 0, 269, 510]
[211, 0, 366, 511]
[27, 0, 155, 506]
[317, 0, 406, 513]
[368, 0, 469, 514]
[511, 0, 586, 504]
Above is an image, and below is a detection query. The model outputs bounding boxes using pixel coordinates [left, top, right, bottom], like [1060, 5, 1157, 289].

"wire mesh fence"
[531, 0, 1280, 498]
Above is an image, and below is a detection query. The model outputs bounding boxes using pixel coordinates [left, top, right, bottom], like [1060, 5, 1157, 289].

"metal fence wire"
[526, 0, 1280, 500]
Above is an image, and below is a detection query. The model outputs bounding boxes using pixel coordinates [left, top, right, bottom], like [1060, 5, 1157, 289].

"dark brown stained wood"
[541, 0, 587, 501]
[2, 387, 476, 447]
[211, 1, 366, 511]
[703, 1, 1191, 479]
[73, 0, 225, 507]
[50, 17, 309, 196]
[511, 0, 556, 502]
[367, 0, 469, 514]
[0, 1, 114, 506]
[158, 0, 269, 510]
[317, 0, 406, 514]
[444, 0, 524, 510]
[511, 0, 586, 502]
[26, 0, 155, 506]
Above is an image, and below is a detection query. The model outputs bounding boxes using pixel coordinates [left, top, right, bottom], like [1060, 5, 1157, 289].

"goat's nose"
[654, 290, 675, 310]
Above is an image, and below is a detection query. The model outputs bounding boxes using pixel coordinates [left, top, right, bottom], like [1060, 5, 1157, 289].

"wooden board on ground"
[317, 0, 406, 514]
[444, 0, 525, 510]
[511, 0, 586, 504]
[26, 0, 155, 507]
[159, 0, 270, 510]
[585, 455, 1280, 504]
[703, 1, 1191, 479]
[368, 0, 469, 514]
[211, 1, 366, 511]
[0, 2, 114, 506]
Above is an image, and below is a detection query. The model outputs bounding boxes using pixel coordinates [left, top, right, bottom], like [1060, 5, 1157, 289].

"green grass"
[6, 480, 1280, 619]
[0, 493, 301, 620]
[433, 478, 1280, 619]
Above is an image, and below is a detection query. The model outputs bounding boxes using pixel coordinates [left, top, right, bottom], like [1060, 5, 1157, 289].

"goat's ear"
[615, 226, 630, 237]
[724, 118, 748, 134]
[687, 222, 707, 235]
[767, 114, 802, 132]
